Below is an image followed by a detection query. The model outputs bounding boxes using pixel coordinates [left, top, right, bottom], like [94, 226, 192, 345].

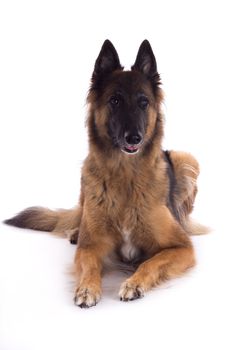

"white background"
[0, 1, 233, 349]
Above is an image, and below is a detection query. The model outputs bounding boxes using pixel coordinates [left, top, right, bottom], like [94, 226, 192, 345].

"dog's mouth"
[121, 144, 140, 155]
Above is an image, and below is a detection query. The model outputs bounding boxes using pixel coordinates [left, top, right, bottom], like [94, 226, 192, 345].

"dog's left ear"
[132, 40, 159, 80]
[93, 40, 122, 80]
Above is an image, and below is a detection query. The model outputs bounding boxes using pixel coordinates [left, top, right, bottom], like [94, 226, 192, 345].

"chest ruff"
[120, 229, 140, 263]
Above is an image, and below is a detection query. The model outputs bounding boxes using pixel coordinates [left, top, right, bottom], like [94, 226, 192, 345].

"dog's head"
[88, 40, 163, 155]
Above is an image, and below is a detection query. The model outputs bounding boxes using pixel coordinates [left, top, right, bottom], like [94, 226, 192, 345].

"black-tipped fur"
[91, 39, 123, 92]
[131, 39, 160, 88]
[163, 150, 180, 222]
[4, 207, 58, 231]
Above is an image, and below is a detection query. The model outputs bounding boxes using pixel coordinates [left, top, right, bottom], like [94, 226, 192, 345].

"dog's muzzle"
[121, 132, 143, 154]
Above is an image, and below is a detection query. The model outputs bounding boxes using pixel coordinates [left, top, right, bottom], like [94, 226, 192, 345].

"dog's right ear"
[92, 40, 123, 80]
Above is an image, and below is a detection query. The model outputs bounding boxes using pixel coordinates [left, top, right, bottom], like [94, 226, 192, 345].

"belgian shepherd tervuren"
[5, 40, 207, 308]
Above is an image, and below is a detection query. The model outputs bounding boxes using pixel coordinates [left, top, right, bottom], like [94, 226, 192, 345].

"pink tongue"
[126, 145, 138, 151]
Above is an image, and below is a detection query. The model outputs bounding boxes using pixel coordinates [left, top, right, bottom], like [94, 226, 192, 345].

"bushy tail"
[183, 217, 210, 236]
[4, 206, 81, 237]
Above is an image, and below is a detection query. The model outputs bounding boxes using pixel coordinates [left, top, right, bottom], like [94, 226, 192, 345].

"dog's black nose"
[125, 133, 142, 145]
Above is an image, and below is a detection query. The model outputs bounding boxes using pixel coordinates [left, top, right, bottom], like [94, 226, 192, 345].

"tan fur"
[168, 151, 209, 235]
[71, 90, 205, 306]
[4, 44, 207, 307]
[4, 88, 206, 307]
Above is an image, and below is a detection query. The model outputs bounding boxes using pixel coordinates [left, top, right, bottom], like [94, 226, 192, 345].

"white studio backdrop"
[0, 1, 233, 350]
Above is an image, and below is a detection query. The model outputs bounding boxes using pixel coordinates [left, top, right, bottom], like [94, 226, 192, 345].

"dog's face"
[89, 40, 162, 155]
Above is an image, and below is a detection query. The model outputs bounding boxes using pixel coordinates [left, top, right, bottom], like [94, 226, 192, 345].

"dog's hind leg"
[65, 227, 80, 244]
[169, 151, 199, 209]
[167, 151, 209, 235]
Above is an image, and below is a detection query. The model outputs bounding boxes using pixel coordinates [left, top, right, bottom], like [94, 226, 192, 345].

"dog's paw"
[65, 228, 79, 245]
[69, 232, 78, 245]
[74, 287, 101, 308]
[119, 281, 145, 302]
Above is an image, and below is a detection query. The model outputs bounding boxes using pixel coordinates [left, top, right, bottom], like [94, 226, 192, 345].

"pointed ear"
[93, 40, 122, 80]
[132, 40, 159, 80]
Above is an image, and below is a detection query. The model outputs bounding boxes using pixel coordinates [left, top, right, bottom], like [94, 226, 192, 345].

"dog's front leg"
[119, 244, 195, 301]
[74, 246, 104, 308]
[73, 219, 115, 308]
[119, 208, 195, 301]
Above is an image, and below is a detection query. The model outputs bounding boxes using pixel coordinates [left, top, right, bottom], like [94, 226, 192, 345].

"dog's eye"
[109, 96, 120, 107]
[138, 97, 149, 110]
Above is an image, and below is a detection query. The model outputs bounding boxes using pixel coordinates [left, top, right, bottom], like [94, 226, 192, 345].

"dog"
[4, 40, 207, 308]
